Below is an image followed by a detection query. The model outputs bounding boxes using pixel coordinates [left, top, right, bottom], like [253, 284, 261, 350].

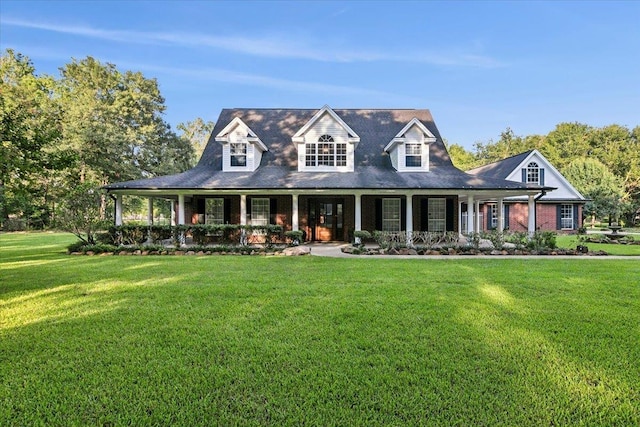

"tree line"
[0, 49, 213, 230]
[448, 124, 640, 226]
[2, 48, 638, 230]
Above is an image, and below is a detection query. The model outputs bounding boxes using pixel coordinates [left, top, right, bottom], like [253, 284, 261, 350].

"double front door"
[309, 198, 344, 241]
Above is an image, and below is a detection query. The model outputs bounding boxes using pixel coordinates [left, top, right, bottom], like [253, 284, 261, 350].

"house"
[467, 150, 586, 232]
[105, 106, 553, 243]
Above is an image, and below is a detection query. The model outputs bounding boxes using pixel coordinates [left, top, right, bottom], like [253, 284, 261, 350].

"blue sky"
[1, 0, 638, 149]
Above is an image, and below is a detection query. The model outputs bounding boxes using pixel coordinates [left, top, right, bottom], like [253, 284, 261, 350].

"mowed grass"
[556, 234, 640, 256]
[1, 233, 639, 426]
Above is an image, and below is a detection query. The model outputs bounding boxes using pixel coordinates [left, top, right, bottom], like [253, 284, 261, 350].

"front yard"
[1, 232, 639, 425]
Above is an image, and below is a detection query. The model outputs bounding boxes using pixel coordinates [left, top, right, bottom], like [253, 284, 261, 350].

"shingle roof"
[467, 150, 534, 180]
[105, 109, 540, 192]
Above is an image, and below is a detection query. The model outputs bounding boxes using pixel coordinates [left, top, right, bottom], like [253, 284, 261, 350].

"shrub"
[284, 230, 304, 246]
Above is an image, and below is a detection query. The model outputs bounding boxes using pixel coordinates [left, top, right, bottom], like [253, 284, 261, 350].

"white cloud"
[2, 17, 505, 68]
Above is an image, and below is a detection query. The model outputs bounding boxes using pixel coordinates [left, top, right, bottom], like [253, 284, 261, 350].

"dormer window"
[305, 135, 347, 167]
[293, 106, 359, 172]
[384, 118, 436, 172]
[526, 162, 540, 184]
[215, 117, 267, 172]
[405, 143, 422, 167]
[230, 141, 247, 166]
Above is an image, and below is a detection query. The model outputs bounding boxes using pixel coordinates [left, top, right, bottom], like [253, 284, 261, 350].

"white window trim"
[205, 198, 225, 225]
[382, 198, 401, 232]
[561, 204, 574, 230]
[526, 162, 540, 185]
[251, 198, 270, 227]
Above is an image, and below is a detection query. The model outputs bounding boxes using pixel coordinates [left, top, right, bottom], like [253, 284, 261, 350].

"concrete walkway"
[303, 243, 637, 259]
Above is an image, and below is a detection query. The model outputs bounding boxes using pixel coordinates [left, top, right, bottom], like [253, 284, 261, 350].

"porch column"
[474, 200, 481, 233]
[170, 200, 176, 226]
[115, 194, 123, 226]
[291, 194, 299, 231]
[458, 200, 463, 234]
[497, 197, 504, 232]
[178, 194, 185, 225]
[528, 195, 535, 237]
[406, 194, 413, 246]
[467, 195, 474, 234]
[147, 197, 154, 226]
[354, 194, 362, 231]
[240, 195, 247, 225]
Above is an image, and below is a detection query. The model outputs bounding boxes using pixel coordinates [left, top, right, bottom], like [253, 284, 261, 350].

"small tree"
[56, 182, 109, 244]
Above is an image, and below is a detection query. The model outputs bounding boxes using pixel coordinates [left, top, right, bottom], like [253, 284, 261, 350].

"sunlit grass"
[1, 232, 639, 425]
[556, 234, 640, 255]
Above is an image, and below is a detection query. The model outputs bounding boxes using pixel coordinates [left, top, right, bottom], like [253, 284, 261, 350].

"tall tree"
[177, 118, 215, 163]
[563, 158, 625, 226]
[58, 57, 193, 185]
[445, 142, 479, 171]
[0, 49, 67, 227]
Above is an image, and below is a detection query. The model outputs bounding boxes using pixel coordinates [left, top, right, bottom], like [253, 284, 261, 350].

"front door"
[309, 199, 344, 241]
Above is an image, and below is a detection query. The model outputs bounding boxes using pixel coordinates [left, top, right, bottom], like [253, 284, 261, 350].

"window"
[490, 204, 498, 229]
[405, 143, 422, 167]
[230, 142, 247, 167]
[526, 162, 540, 184]
[561, 204, 574, 229]
[305, 135, 347, 168]
[382, 198, 401, 232]
[205, 198, 224, 225]
[428, 198, 446, 232]
[251, 198, 270, 227]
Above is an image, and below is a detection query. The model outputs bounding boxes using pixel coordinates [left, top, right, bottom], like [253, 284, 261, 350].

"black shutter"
[224, 198, 231, 224]
[521, 168, 527, 183]
[540, 169, 545, 186]
[270, 198, 277, 225]
[486, 204, 493, 230]
[556, 205, 562, 230]
[504, 205, 510, 229]
[401, 198, 407, 231]
[247, 198, 252, 222]
[375, 199, 382, 231]
[197, 198, 205, 214]
[572, 204, 579, 230]
[446, 198, 454, 231]
[421, 198, 429, 231]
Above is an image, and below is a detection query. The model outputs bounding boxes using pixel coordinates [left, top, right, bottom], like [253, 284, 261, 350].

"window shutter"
[540, 169, 545, 186]
[247, 198, 252, 221]
[270, 198, 278, 225]
[224, 198, 231, 224]
[556, 205, 562, 230]
[504, 205, 510, 229]
[446, 198, 454, 231]
[421, 198, 429, 231]
[401, 198, 407, 231]
[375, 199, 382, 231]
[197, 198, 205, 214]
[521, 168, 527, 183]
[572, 204, 579, 229]
[487, 204, 493, 230]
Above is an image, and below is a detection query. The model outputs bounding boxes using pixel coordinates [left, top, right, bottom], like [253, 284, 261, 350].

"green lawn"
[1, 233, 639, 426]
[556, 234, 640, 256]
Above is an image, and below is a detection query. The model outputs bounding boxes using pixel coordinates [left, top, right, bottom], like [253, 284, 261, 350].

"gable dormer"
[292, 106, 360, 172]
[215, 117, 267, 172]
[384, 118, 436, 172]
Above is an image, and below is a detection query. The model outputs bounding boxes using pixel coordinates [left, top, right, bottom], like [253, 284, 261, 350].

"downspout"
[534, 190, 547, 231]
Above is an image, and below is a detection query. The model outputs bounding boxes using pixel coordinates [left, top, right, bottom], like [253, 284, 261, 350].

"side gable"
[505, 150, 584, 200]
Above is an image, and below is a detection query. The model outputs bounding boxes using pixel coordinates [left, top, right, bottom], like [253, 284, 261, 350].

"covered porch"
[110, 188, 542, 244]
